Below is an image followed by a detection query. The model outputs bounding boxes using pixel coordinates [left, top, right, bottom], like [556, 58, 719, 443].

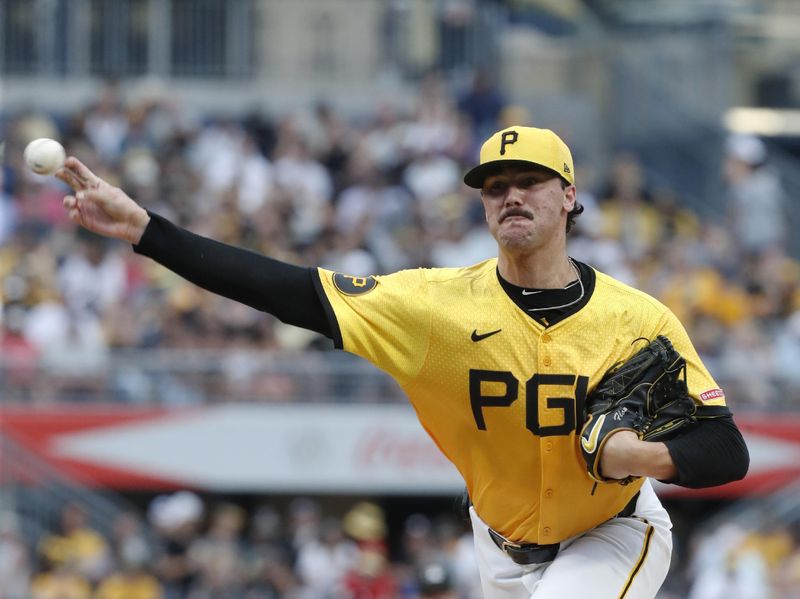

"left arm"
[661, 413, 750, 487]
[600, 411, 750, 487]
[602, 305, 750, 488]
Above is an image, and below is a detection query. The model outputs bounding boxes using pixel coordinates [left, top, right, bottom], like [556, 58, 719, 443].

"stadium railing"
[0, 434, 149, 547]
[0, 349, 406, 405]
[0, 348, 795, 408]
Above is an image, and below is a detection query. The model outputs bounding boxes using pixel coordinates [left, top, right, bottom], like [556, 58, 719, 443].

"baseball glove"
[579, 335, 697, 484]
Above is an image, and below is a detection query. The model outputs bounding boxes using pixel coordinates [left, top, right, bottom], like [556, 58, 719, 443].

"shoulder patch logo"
[333, 273, 377, 296]
[699, 388, 724, 402]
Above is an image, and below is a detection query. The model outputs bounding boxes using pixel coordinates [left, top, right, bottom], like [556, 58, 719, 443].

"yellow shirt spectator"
[31, 568, 92, 599]
[94, 571, 164, 599]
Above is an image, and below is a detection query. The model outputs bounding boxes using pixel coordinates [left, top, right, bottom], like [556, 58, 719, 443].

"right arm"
[57, 157, 332, 337]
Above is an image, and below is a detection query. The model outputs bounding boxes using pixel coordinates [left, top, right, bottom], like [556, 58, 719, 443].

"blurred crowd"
[667, 518, 800, 599]
[0, 495, 480, 599]
[5, 492, 800, 599]
[1, 74, 799, 408]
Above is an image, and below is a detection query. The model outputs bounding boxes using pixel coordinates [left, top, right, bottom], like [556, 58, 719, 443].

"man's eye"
[485, 183, 505, 194]
[519, 178, 537, 188]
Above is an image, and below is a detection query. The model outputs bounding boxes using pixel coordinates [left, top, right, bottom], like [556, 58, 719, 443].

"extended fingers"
[61, 157, 100, 189]
[56, 163, 84, 191]
[70, 158, 101, 187]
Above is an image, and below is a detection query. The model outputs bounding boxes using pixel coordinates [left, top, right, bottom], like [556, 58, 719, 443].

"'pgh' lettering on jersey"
[316, 259, 725, 544]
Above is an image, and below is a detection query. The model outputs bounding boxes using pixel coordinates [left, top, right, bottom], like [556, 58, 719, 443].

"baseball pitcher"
[56, 125, 749, 599]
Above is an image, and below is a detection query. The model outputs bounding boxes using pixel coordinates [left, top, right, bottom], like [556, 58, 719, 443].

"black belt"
[488, 529, 559, 565]
[488, 492, 640, 566]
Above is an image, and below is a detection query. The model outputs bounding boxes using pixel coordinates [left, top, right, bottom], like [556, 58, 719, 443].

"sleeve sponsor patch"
[332, 273, 377, 296]
[699, 388, 724, 402]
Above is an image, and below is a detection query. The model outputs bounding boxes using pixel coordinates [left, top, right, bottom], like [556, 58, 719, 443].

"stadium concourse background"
[2, 0, 800, 597]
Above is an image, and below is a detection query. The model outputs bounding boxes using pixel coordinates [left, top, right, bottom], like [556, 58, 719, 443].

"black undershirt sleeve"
[133, 211, 333, 338]
[661, 411, 750, 488]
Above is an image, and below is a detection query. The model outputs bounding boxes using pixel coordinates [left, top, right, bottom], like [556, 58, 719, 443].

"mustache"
[499, 208, 534, 223]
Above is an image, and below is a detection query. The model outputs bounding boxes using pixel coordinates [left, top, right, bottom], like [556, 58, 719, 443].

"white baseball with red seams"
[24, 138, 66, 175]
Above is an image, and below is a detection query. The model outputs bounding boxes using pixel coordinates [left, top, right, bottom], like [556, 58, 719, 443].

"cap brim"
[463, 159, 563, 188]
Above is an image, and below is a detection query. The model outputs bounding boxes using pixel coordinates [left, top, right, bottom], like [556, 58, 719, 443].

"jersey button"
[542, 334, 551, 343]
[542, 527, 551, 536]
[544, 442, 553, 453]
[543, 357, 552, 367]
[545, 489, 554, 498]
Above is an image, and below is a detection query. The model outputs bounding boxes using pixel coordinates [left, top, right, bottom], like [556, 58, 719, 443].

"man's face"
[480, 165, 576, 252]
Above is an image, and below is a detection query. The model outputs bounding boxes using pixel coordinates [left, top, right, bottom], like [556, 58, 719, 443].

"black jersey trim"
[312, 269, 343, 350]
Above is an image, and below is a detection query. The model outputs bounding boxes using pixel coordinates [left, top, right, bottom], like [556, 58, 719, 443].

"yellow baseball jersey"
[316, 259, 726, 544]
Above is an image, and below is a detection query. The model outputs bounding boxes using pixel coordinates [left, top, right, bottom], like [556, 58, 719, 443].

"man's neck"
[497, 248, 574, 289]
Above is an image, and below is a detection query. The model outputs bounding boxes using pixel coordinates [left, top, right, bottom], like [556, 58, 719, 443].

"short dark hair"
[559, 177, 583, 234]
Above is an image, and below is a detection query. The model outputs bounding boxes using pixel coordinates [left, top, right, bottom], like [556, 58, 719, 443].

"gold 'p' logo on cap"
[463, 126, 576, 188]
[500, 130, 518, 155]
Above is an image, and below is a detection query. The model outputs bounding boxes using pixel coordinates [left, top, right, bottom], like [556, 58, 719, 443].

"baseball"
[24, 138, 66, 176]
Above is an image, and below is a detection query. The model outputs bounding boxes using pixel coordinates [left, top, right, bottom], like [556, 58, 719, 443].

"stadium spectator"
[37, 502, 112, 583]
[0, 168, 19, 245]
[414, 561, 457, 598]
[272, 132, 334, 245]
[148, 492, 204, 599]
[109, 512, 153, 574]
[341, 540, 399, 599]
[287, 498, 323, 554]
[457, 69, 506, 142]
[187, 503, 248, 597]
[94, 554, 163, 599]
[0, 274, 42, 401]
[57, 230, 127, 318]
[82, 81, 129, 164]
[295, 517, 358, 595]
[596, 152, 660, 260]
[724, 134, 787, 257]
[0, 512, 31, 599]
[30, 562, 93, 599]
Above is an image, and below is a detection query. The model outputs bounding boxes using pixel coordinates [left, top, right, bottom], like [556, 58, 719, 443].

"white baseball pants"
[470, 480, 673, 599]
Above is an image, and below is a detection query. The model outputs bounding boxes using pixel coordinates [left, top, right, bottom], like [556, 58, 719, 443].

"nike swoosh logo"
[581, 414, 606, 454]
[471, 329, 502, 342]
[521, 289, 541, 296]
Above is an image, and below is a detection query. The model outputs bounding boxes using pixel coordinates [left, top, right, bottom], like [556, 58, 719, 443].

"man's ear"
[563, 185, 577, 212]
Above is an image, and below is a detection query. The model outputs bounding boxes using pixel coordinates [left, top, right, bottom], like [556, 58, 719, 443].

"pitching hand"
[56, 157, 150, 245]
[598, 431, 677, 481]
